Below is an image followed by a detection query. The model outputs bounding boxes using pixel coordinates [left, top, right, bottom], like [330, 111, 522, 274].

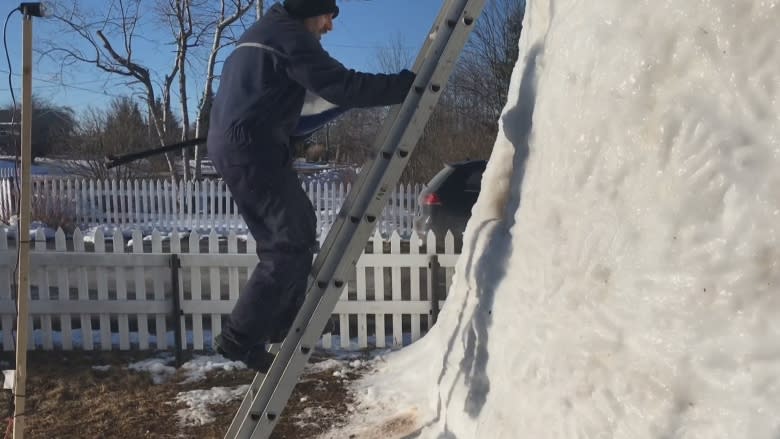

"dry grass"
[0, 351, 361, 439]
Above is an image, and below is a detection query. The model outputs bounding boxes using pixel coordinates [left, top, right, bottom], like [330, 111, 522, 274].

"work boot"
[215, 334, 276, 373]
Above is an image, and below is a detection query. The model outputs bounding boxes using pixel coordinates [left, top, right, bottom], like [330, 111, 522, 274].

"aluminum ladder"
[225, 0, 488, 437]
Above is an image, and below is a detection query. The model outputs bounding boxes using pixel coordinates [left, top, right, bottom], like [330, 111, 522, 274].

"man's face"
[303, 13, 334, 40]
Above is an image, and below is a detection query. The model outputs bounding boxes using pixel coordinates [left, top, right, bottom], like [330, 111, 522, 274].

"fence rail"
[0, 176, 423, 237]
[0, 226, 458, 353]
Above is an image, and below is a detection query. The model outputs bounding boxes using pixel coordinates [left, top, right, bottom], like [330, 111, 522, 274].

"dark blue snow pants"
[214, 159, 317, 349]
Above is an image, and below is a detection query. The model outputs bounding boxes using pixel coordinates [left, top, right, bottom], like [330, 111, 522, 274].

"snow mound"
[325, 1, 780, 438]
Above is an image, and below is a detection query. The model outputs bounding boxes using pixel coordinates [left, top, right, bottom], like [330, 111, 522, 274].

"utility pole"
[12, 3, 49, 438]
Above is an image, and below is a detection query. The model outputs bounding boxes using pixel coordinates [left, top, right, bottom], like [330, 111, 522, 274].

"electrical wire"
[4, 9, 18, 111]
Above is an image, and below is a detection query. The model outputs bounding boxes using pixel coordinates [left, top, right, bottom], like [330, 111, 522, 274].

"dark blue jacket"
[208, 4, 415, 169]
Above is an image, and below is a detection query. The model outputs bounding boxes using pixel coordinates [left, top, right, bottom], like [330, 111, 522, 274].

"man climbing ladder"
[207, 0, 416, 372]
[223, 0, 488, 437]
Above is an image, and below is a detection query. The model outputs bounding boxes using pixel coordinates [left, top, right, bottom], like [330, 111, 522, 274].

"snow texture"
[178, 355, 247, 384]
[128, 356, 177, 385]
[176, 385, 250, 427]
[324, 1, 780, 438]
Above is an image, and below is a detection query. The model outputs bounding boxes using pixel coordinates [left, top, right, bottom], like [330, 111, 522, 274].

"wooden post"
[428, 255, 442, 325]
[13, 12, 34, 439]
[169, 254, 183, 366]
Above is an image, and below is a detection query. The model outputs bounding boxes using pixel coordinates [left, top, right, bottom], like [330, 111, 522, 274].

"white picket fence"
[0, 226, 459, 352]
[0, 176, 423, 237]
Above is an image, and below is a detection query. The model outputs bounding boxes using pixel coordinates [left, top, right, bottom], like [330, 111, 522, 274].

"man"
[207, 0, 416, 371]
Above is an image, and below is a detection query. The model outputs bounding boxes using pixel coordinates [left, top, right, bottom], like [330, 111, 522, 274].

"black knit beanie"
[284, 0, 339, 19]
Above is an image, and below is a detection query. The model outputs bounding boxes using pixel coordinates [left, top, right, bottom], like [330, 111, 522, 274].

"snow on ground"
[175, 385, 251, 427]
[323, 1, 780, 438]
[178, 354, 247, 384]
[123, 351, 364, 428]
[126, 353, 247, 386]
[125, 353, 251, 425]
[128, 355, 178, 384]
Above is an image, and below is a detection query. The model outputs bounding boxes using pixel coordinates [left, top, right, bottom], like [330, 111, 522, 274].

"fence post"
[169, 254, 183, 366]
[428, 254, 443, 325]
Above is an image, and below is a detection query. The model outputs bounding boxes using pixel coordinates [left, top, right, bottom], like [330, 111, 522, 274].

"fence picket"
[227, 231, 240, 309]
[444, 231, 456, 293]
[151, 230, 167, 349]
[95, 229, 111, 350]
[410, 231, 422, 342]
[144, 179, 151, 229]
[87, 179, 95, 224]
[208, 229, 221, 348]
[189, 231, 204, 350]
[391, 232, 403, 348]
[155, 180, 164, 229]
[33, 229, 52, 350]
[170, 231, 185, 349]
[0, 179, 8, 220]
[120, 179, 128, 224]
[133, 179, 141, 227]
[56, 228, 73, 350]
[372, 231, 386, 349]
[133, 230, 149, 350]
[356, 244, 368, 349]
[73, 229, 93, 350]
[113, 230, 130, 350]
[208, 180, 217, 228]
[112, 179, 119, 224]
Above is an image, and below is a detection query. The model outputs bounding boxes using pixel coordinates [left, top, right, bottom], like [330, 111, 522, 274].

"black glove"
[399, 69, 416, 88]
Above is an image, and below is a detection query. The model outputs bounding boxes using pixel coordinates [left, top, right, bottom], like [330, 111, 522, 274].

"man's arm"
[286, 35, 415, 108]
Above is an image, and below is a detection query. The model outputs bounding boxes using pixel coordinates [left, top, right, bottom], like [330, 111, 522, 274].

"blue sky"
[1, 0, 441, 117]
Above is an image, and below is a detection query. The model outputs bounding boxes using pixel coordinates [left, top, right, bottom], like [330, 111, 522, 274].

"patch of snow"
[128, 356, 176, 384]
[175, 385, 250, 427]
[179, 355, 247, 384]
[305, 358, 345, 374]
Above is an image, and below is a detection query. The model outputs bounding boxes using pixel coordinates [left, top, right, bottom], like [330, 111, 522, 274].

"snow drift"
[323, 1, 780, 438]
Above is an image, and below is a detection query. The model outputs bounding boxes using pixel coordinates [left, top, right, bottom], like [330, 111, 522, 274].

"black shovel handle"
[104, 137, 207, 169]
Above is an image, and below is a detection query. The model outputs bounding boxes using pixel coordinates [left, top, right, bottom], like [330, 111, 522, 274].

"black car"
[413, 160, 487, 245]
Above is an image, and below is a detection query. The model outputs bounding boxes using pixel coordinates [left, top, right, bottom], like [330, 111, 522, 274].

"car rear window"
[426, 166, 455, 190]
[464, 168, 483, 192]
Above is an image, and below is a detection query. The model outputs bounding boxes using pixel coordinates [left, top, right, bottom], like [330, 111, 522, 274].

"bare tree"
[457, 0, 525, 122]
[375, 32, 413, 73]
[156, 0, 207, 179]
[66, 97, 158, 180]
[396, 0, 525, 183]
[43, 0, 182, 176]
[192, 0, 256, 179]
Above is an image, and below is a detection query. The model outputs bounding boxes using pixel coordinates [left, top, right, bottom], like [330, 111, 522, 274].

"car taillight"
[422, 193, 442, 205]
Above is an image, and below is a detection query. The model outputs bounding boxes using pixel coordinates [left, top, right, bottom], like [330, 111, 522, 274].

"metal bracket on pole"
[226, 1, 488, 437]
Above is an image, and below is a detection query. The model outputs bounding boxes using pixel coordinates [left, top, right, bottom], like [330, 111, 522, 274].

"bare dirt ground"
[0, 351, 364, 439]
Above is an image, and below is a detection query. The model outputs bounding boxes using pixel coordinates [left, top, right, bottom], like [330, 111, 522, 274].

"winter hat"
[284, 0, 339, 19]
